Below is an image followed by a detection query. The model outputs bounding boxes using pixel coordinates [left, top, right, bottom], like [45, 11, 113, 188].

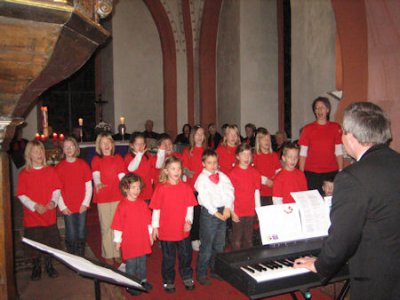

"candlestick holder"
[79, 126, 83, 143]
[118, 124, 126, 141]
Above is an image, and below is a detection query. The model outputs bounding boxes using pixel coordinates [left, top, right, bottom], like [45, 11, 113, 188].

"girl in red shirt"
[112, 174, 153, 295]
[182, 125, 207, 251]
[150, 134, 182, 186]
[150, 156, 197, 293]
[229, 143, 261, 250]
[56, 137, 92, 256]
[124, 132, 153, 203]
[216, 124, 241, 174]
[17, 141, 62, 280]
[253, 128, 282, 206]
[91, 133, 125, 265]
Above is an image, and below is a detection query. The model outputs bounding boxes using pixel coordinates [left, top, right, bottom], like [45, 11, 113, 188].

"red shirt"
[150, 181, 197, 241]
[124, 153, 153, 200]
[91, 155, 125, 203]
[56, 158, 92, 213]
[298, 121, 342, 173]
[17, 166, 62, 227]
[181, 146, 205, 190]
[253, 152, 282, 196]
[229, 166, 261, 217]
[111, 197, 152, 260]
[272, 168, 308, 203]
[216, 144, 236, 174]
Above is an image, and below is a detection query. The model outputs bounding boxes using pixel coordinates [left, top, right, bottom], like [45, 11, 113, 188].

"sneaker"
[197, 277, 211, 286]
[210, 273, 224, 281]
[163, 283, 176, 293]
[141, 280, 153, 290]
[126, 287, 142, 296]
[191, 240, 201, 252]
[183, 278, 195, 290]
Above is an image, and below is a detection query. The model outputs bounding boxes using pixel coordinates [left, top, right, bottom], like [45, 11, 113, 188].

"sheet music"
[22, 237, 143, 289]
[256, 204, 303, 245]
[291, 190, 331, 238]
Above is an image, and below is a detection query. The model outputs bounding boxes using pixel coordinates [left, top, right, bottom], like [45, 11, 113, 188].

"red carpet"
[86, 204, 334, 300]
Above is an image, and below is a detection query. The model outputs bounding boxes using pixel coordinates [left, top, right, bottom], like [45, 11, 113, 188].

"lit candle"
[120, 117, 125, 125]
[78, 118, 83, 126]
[40, 134, 46, 141]
[41, 106, 48, 137]
[53, 133, 58, 140]
[59, 133, 65, 141]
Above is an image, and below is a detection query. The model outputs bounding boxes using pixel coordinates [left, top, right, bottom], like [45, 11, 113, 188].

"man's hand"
[293, 256, 317, 273]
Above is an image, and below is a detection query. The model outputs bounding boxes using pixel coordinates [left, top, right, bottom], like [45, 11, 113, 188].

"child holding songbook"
[111, 174, 153, 296]
[195, 149, 234, 286]
[272, 142, 308, 204]
[150, 156, 197, 293]
[229, 143, 261, 251]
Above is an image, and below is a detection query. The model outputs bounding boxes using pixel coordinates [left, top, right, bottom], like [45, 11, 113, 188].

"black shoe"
[210, 272, 224, 281]
[45, 257, 59, 278]
[141, 280, 153, 290]
[31, 258, 41, 281]
[163, 283, 176, 293]
[126, 288, 142, 296]
[183, 278, 195, 290]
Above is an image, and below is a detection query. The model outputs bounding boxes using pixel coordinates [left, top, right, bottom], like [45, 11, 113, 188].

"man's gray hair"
[342, 102, 392, 145]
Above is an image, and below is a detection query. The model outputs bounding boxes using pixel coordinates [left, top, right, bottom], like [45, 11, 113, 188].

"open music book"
[256, 190, 331, 245]
[22, 237, 143, 290]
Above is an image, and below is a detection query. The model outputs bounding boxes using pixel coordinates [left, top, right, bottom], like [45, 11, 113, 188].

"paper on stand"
[22, 237, 143, 289]
[291, 190, 331, 238]
[256, 204, 303, 245]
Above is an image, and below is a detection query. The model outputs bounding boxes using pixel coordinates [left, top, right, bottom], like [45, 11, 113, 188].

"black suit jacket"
[315, 144, 400, 300]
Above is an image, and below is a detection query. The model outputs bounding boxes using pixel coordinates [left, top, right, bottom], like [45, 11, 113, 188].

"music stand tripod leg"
[94, 278, 101, 300]
[336, 279, 350, 300]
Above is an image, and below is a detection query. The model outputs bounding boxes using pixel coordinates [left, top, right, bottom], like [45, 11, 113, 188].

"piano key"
[240, 263, 310, 283]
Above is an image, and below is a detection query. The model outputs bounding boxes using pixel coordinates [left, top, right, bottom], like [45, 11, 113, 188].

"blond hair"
[62, 137, 80, 158]
[24, 141, 47, 170]
[222, 124, 241, 147]
[95, 133, 115, 156]
[255, 128, 272, 154]
[158, 156, 182, 183]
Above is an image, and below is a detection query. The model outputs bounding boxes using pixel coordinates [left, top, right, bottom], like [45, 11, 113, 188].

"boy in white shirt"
[194, 149, 234, 286]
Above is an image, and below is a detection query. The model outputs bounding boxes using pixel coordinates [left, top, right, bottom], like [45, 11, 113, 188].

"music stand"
[22, 237, 145, 300]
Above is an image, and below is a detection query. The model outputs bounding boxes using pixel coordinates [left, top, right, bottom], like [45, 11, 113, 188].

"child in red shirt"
[253, 128, 282, 206]
[182, 125, 207, 251]
[272, 142, 308, 204]
[216, 124, 241, 174]
[150, 156, 197, 293]
[150, 133, 182, 186]
[91, 133, 125, 265]
[17, 141, 62, 280]
[56, 137, 92, 256]
[229, 143, 261, 250]
[124, 132, 153, 202]
[112, 174, 153, 296]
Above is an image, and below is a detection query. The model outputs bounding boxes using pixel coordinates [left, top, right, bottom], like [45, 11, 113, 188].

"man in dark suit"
[294, 102, 400, 300]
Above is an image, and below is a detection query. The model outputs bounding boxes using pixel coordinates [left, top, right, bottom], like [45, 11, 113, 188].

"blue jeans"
[160, 237, 193, 284]
[64, 211, 87, 242]
[196, 206, 226, 278]
[126, 255, 147, 282]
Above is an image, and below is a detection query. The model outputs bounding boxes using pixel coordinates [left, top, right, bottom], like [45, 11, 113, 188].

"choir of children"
[18, 124, 316, 294]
